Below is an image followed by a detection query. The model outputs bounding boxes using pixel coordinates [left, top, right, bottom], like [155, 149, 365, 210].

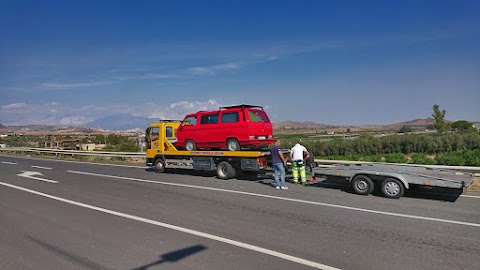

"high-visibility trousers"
[292, 160, 306, 183]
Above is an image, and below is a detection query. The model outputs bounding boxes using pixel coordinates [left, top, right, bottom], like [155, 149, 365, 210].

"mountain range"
[0, 113, 452, 134]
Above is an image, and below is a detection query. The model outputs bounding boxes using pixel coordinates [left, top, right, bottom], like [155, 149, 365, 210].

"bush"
[361, 155, 382, 162]
[435, 149, 480, 166]
[384, 153, 407, 163]
[410, 153, 436, 165]
[435, 152, 465, 166]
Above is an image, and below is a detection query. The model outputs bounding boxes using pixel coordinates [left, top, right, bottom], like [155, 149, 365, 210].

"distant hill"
[385, 118, 435, 129]
[84, 114, 158, 131]
[0, 125, 105, 135]
[273, 121, 333, 130]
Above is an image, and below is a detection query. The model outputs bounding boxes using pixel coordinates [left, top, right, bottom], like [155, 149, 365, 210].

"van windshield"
[247, 109, 270, 123]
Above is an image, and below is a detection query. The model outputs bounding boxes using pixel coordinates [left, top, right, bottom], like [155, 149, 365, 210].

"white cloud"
[0, 100, 225, 126]
[186, 62, 242, 76]
[1, 103, 27, 109]
[40, 81, 113, 89]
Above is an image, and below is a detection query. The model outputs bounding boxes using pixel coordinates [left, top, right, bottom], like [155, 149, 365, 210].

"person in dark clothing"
[270, 139, 287, 190]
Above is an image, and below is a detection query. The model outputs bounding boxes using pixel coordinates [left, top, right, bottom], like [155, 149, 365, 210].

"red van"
[175, 105, 274, 151]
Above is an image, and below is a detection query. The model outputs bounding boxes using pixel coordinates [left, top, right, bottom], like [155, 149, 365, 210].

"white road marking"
[2, 161, 17, 165]
[31, 166, 52, 170]
[460, 194, 480, 199]
[68, 170, 480, 228]
[0, 181, 340, 270]
[17, 171, 58, 183]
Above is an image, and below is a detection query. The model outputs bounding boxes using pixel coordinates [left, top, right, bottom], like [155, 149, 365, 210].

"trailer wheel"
[227, 138, 240, 151]
[185, 140, 197, 151]
[217, 161, 236, 179]
[381, 178, 404, 199]
[154, 158, 166, 173]
[352, 175, 374, 195]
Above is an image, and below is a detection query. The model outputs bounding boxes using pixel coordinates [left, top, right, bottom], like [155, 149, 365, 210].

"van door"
[220, 111, 243, 143]
[198, 113, 221, 148]
[178, 116, 197, 148]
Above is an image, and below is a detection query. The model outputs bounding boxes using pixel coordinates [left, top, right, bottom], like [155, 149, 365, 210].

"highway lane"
[1, 155, 480, 270]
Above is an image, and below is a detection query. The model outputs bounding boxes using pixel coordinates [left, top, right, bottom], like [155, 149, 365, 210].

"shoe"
[293, 180, 299, 184]
[301, 181, 307, 185]
[276, 186, 280, 189]
[281, 186, 288, 190]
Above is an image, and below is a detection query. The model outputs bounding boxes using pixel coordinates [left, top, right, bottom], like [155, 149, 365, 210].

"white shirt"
[291, 143, 307, 161]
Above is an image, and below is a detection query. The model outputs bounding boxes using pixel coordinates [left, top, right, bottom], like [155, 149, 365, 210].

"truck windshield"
[247, 109, 270, 123]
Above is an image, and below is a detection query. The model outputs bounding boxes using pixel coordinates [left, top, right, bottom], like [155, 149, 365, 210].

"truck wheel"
[227, 138, 240, 151]
[185, 140, 197, 151]
[381, 178, 404, 199]
[352, 175, 374, 195]
[154, 158, 165, 173]
[217, 161, 236, 179]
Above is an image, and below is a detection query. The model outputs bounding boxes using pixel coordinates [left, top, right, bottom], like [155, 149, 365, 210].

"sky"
[1, 0, 479, 126]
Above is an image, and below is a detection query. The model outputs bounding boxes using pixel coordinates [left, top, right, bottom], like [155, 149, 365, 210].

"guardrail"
[0, 147, 144, 158]
[1, 147, 479, 176]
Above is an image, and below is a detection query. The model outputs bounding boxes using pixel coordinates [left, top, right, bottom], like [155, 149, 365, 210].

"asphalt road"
[1, 155, 479, 270]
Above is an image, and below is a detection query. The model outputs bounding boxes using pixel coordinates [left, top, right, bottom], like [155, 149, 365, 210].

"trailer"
[313, 163, 475, 199]
[145, 120, 270, 179]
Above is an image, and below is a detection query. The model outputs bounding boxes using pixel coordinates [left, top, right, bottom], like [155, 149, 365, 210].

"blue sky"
[1, 0, 479, 126]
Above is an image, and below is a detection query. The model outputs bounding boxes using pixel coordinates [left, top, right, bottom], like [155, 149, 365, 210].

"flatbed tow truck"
[145, 120, 270, 179]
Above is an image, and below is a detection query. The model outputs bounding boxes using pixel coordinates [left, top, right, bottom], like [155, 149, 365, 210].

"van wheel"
[217, 161, 236, 179]
[381, 178, 404, 199]
[185, 140, 197, 151]
[227, 138, 240, 151]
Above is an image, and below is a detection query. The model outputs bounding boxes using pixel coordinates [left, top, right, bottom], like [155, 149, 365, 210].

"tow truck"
[145, 120, 270, 179]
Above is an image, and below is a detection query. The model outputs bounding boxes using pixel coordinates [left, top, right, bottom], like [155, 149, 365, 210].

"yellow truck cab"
[145, 120, 270, 179]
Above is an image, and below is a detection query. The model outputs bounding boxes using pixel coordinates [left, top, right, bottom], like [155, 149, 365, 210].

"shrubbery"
[410, 153, 435, 165]
[435, 149, 480, 167]
[384, 153, 408, 163]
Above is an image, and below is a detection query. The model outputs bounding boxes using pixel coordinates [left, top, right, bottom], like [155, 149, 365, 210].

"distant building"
[80, 143, 96, 151]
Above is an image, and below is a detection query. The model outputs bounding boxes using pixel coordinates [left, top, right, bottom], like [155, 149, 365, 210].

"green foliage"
[435, 149, 480, 166]
[384, 153, 408, 163]
[451, 120, 476, 133]
[399, 125, 413, 133]
[432, 104, 447, 133]
[410, 153, 435, 165]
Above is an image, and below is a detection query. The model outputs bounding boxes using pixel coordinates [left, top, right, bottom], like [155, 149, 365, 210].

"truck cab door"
[146, 126, 163, 157]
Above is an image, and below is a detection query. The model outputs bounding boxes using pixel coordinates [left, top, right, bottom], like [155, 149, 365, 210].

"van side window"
[166, 127, 172, 137]
[247, 109, 269, 122]
[182, 116, 197, 126]
[200, 114, 219, 124]
[221, 112, 239, 123]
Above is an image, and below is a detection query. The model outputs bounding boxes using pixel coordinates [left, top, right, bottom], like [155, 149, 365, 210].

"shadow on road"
[130, 245, 207, 270]
[28, 236, 207, 270]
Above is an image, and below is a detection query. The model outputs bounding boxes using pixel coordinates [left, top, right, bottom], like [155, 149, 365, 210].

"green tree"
[432, 104, 447, 133]
[451, 120, 475, 133]
[399, 125, 413, 133]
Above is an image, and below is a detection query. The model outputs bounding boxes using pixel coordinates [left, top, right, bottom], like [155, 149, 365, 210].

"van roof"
[219, 104, 263, 110]
[192, 105, 264, 114]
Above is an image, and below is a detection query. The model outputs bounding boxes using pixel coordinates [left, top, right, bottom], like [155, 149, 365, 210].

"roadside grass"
[468, 177, 480, 192]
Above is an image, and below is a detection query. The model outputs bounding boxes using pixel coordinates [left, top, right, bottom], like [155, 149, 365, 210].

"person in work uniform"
[290, 141, 310, 184]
